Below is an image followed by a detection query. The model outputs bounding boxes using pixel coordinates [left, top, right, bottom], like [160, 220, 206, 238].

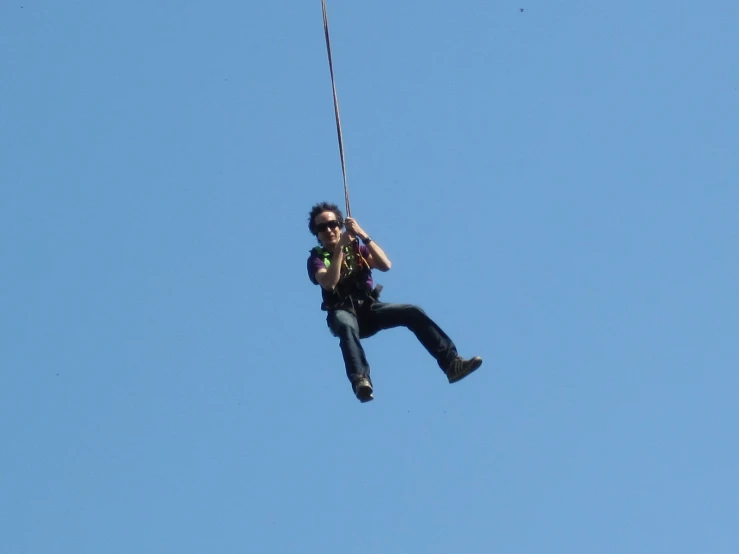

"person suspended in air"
[306, 201, 483, 403]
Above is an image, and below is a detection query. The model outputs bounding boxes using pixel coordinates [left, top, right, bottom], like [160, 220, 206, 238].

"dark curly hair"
[308, 201, 344, 237]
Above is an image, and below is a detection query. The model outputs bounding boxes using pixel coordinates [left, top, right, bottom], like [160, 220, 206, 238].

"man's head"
[308, 201, 344, 249]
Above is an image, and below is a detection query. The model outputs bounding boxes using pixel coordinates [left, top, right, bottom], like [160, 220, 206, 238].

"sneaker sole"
[355, 384, 374, 403]
[448, 358, 483, 384]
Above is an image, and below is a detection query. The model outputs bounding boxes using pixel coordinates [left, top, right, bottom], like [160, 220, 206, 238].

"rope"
[320, 1, 370, 276]
[321, 0, 351, 218]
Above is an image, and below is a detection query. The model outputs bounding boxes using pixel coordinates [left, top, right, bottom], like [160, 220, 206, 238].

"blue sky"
[2, 1, 738, 553]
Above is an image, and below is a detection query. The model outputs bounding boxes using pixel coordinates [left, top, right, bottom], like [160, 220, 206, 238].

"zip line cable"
[321, 0, 352, 218]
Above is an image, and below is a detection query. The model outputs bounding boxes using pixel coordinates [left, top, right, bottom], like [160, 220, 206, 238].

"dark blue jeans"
[326, 301, 459, 384]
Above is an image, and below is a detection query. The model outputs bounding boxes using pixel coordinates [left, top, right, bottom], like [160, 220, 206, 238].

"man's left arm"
[345, 217, 392, 271]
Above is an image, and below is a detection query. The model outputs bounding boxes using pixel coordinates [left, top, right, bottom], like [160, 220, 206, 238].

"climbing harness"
[312, 244, 369, 280]
[311, 245, 381, 313]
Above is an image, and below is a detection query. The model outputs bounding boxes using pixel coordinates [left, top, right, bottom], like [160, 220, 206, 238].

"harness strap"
[314, 243, 369, 279]
[313, 246, 379, 312]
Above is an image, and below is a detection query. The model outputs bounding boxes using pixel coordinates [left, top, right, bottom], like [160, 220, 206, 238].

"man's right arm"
[315, 245, 346, 291]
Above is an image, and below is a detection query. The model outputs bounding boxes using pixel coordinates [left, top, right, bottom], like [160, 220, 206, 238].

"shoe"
[446, 356, 483, 384]
[353, 378, 374, 403]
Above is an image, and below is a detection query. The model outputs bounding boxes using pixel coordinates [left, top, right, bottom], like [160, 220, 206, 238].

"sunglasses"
[315, 220, 342, 233]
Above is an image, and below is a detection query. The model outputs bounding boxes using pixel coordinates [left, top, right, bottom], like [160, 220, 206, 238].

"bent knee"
[405, 304, 427, 318]
[328, 310, 360, 335]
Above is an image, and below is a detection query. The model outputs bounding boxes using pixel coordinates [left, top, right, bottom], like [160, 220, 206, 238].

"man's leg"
[327, 309, 374, 401]
[366, 302, 482, 382]
[367, 303, 458, 369]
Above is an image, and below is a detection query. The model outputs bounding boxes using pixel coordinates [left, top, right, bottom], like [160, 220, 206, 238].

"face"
[313, 211, 343, 249]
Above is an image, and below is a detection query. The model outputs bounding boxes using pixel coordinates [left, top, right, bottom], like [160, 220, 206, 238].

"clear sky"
[2, 1, 738, 553]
